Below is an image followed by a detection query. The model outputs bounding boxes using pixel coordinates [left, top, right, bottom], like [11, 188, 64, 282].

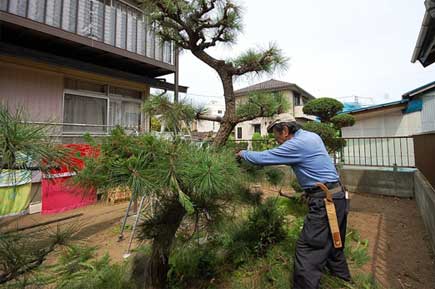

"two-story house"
[0, 0, 187, 142]
[192, 100, 225, 133]
[234, 79, 315, 140]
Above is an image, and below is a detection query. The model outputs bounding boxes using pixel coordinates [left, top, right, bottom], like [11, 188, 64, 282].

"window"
[218, 110, 223, 114]
[294, 92, 302, 106]
[253, 124, 261, 134]
[63, 94, 108, 133]
[237, 127, 243, 139]
[110, 100, 141, 129]
[65, 78, 106, 93]
[64, 79, 143, 134]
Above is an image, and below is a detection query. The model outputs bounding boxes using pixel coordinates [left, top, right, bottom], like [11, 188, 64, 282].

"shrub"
[264, 167, 285, 187]
[302, 97, 355, 154]
[168, 244, 222, 287]
[331, 114, 355, 129]
[230, 199, 286, 258]
[302, 98, 343, 122]
[303, 122, 341, 153]
[290, 178, 304, 193]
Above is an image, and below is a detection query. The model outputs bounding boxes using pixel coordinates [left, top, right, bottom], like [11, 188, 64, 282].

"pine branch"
[236, 92, 289, 122]
[231, 44, 288, 76]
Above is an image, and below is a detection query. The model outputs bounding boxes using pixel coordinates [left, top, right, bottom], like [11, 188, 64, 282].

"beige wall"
[235, 90, 295, 139]
[0, 62, 64, 122]
[0, 58, 151, 134]
[342, 108, 422, 138]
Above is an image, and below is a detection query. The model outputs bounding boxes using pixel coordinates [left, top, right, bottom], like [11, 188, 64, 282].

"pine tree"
[302, 98, 355, 154]
[139, 0, 289, 146]
[77, 127, 245, 288]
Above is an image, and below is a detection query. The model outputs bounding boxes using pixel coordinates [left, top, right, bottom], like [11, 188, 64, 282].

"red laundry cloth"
[41, 177, 96, 214]
[41, 144, 99, 214]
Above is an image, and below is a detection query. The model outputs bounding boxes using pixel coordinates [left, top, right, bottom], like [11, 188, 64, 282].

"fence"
[228, 137, 416, 168]
[338, 137, 415, 168]
[25, 123, 417, 169]
[413, 133, 435, 188]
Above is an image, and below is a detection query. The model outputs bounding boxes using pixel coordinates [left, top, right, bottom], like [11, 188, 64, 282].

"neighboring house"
[402, 80, 435, 133]
[412, 0, 435, 67]
[342, 80, 435, 138]
[341, 100, 422, 138]
[340, 81, 435, 167]
[234, 79, 315, 140]
[192, 100, 225, 133]
[0, 0, 187, 142]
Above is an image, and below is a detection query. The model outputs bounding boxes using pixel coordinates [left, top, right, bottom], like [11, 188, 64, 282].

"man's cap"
[267, 113, 297, 133]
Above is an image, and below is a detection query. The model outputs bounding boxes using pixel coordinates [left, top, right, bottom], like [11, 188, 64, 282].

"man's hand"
[235, 151, 243, 163]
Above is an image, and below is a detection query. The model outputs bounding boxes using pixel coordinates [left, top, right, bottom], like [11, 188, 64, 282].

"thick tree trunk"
[144, 201, 186, 289]
[212, 71, 237, 147]
[213, 120, 236, 147]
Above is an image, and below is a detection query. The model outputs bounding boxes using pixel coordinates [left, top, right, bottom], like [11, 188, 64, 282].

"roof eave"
[412, 11, 432, 64]
[402, 81, 435, 99]
[347, 101, 408, 115]
[234, 84, 316, 99]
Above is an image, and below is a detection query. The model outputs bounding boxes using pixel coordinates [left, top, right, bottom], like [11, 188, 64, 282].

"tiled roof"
[234, 79, 315, 99]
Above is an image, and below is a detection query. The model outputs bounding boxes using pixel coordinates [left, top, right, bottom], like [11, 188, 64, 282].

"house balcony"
[294, 105, 316, 121]
[0, 0, 175, 77]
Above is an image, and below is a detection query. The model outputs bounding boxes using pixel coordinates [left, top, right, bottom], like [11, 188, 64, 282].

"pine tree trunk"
[212, 71, 237, 147]
[144, 201, 185, 289]
[213, 120, 236, 147]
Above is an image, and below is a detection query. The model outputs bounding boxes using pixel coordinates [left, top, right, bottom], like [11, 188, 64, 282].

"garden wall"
[414, 171, 435, 254]
[339, 167, 415, 198]
[340, 167, 435, 254]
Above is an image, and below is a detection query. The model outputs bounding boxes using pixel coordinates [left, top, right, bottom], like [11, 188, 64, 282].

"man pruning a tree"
[237, 114, 351, 289]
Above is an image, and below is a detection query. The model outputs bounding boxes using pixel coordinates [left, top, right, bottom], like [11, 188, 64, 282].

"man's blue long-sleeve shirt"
[240, 129, 339, 189]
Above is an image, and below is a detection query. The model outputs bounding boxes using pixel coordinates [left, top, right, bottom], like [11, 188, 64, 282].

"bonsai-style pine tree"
[77, 126, 244, 288]
[140, 0, 289, 147]
[302, 98, 355, 154]
[0, 105, 69, 171]
[0, 105, 73, 284]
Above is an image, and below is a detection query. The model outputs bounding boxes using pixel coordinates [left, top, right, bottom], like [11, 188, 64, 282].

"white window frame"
[62, 89, 110, 135]
[108, 93, 143, 130]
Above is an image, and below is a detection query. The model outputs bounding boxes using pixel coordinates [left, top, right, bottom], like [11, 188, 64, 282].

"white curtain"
[123, 102, 140, 129]
[104, 5, 116, 45]
[136, 19, 146, 55]
[45, 0, 62, 28]
[8, 0, 27, 17]
[28, 0, 45, 23]
[63, 94, 107, 133]
[61, 0, 78, 32]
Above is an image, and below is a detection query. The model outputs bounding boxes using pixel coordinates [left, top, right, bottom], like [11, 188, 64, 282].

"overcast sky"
[166, 0, 435, 106]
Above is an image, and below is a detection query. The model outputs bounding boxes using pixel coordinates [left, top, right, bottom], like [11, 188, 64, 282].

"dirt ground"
[1, 193, 435, 288]
[349, 193, 435, 289]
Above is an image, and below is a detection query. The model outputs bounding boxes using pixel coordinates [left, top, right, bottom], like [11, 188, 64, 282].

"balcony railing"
[294, 106, 316, 120]
[1, 0, 174, 65]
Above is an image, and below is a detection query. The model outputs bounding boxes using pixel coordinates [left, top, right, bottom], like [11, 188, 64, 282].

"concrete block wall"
[414, 171, 435, 254]
[340, 167, 415, 198]
[340, 167, 435, 254]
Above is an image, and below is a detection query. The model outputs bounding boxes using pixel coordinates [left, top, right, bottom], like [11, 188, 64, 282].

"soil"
[1, 193, 435, 288]
[348, 192, 435, 289]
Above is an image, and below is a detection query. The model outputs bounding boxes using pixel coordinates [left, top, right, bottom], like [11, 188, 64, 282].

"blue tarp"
[403, 99, 423, 114]
[342, 102, 362, 113]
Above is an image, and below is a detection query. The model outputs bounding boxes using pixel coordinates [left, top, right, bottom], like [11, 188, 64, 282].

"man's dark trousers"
[293, 191, 351, 289]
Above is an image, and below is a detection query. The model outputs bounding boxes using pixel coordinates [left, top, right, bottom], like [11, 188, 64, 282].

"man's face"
[273, 126, 292, 145]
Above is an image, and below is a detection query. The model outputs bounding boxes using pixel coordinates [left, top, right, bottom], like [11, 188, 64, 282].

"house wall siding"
[0, 62, 64, 122]
[342, 109, 422, 138]
[421, 93, 435, 133]
[235, 90, 295, 140]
